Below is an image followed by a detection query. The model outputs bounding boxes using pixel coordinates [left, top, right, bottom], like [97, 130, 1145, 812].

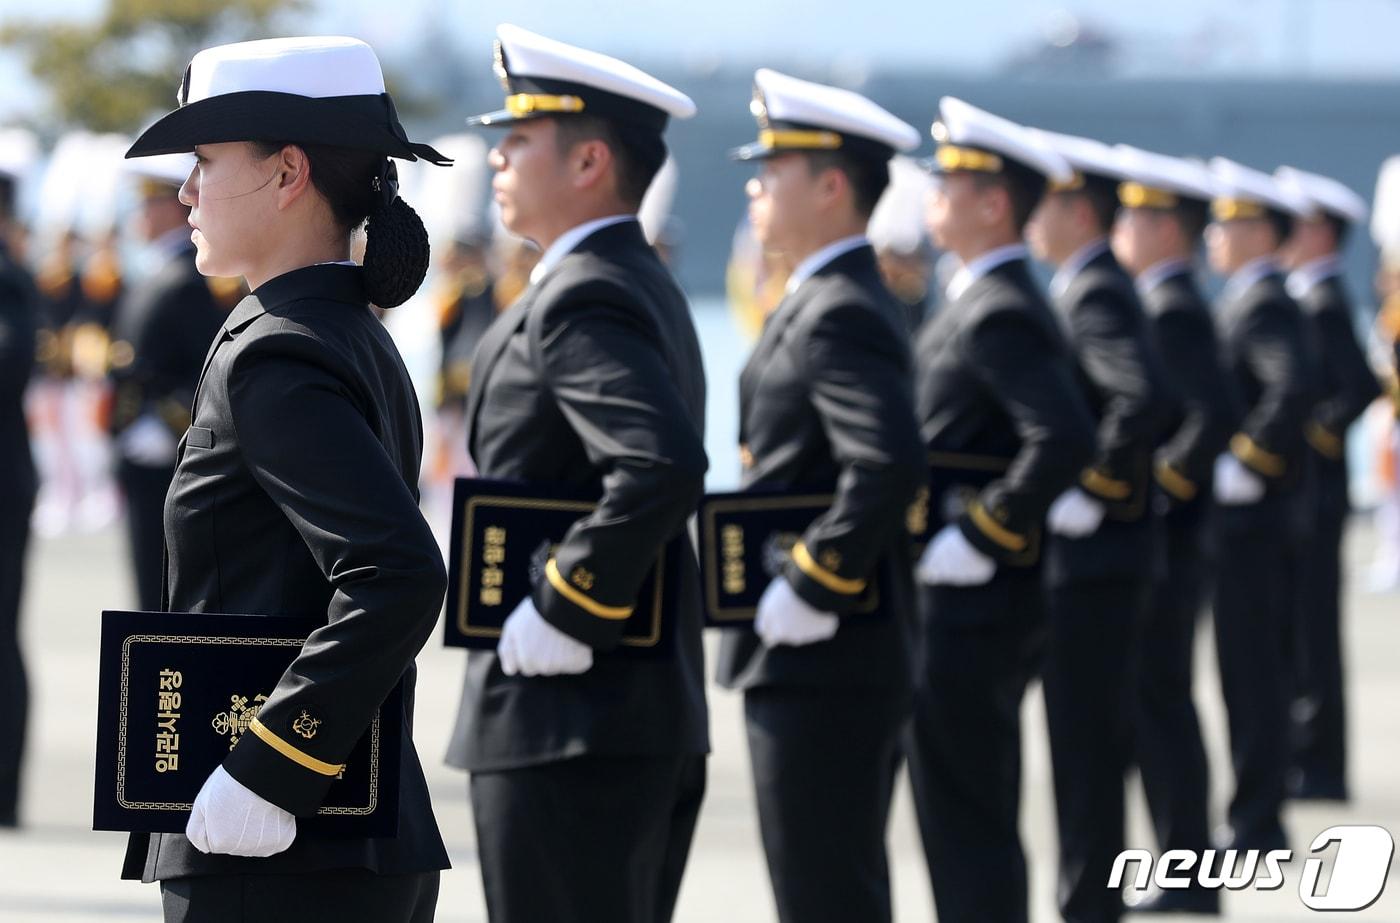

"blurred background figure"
[868, 153, 935, 331]
[0, 126, 40, 829]
[106, 152, 240, 612]
[1368, 156, 1400, 592]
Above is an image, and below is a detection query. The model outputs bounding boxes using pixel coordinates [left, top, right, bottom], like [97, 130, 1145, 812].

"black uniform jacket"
[445, 219, 711, 772]
[914, 256, 1096, 590]
[0, 240, 37, 503]
[1295, 273, 1380, 514]
[1045, 248, 1169, 584]
[1139, 267, 1239, 529]
[1215, 268, 1315, 532]
[109, 240, 229, 439]
[123, 264, 450, 881]
[714, 244, 925, 692]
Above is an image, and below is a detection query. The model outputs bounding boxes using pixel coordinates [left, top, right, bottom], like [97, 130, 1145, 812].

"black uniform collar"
[224, 263, 366, 333]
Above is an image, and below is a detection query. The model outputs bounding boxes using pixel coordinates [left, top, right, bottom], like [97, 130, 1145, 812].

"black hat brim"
[126, 91, 448, 164]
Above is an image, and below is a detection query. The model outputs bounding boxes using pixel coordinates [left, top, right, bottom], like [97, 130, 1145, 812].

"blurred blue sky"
[5, 0, 1400, 122]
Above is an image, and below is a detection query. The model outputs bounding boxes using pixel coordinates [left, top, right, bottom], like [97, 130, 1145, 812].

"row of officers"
[3, 24, 1397, 923]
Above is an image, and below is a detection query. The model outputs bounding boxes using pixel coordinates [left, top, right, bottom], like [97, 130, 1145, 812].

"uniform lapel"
[464, 290, 536, 457]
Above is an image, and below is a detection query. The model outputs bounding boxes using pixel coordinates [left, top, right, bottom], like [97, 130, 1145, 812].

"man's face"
[925, 172, 996, 256]
[1026, 191, 1084, 265]
[1205, 217, 1272, 275]
[183, 142, 280, 278]
[1111, 207, 1176, 276]
[488, 118, 572, 244]
[745, 152, 821, 254]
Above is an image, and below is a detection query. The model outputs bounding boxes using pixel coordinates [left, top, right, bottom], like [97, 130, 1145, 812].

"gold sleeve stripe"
[969, 502, 1029, 552]
[248, 717, 344, 777]
[545, 558, 634, 620]
[1230, 432, 1286, 478]
[1080, 467, 1133, 500]
[1154, 462, 1198, 501]
[790, 541, 867, 595]
[1305, 421, 1344, 460]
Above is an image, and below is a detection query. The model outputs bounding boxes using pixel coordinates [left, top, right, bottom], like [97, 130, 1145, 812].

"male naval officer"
[1204, 157, 1314, 853]
[1024, 128, 1169, 923]
[713, 70, 925, 923]
[445, 25, 711, 923]
[909, 98, 1096, 923]
[108, 153, 234, 612]
[1273, 166, 1380, 803]
[1111, 146, 1238, 916]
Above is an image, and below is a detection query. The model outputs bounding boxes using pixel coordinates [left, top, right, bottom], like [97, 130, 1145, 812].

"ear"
[274, 144, 315, 211]
[982, 183, 1012, 227]
[814, 165, 848, 212]
[570, 138, 614, 194]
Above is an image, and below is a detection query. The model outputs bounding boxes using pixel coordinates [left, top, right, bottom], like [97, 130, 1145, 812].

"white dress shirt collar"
[1049, 237, 1110, 300]
[1135, 257, 1193, 297]
[945, 242, 1030, 302]
[529, 214, 636, 285]
[784, 234, 870, 295]
[1224, 255, 1280, 301]
[1286, 254, 1342, 299]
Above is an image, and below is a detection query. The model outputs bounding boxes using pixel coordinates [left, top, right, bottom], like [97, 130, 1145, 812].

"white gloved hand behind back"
[916, 523, 997, 586]
[497, 596, 594, 677]
[186, 764, 296, 858]
[754, 576, 839, 648]
[1046, 487, 1106, 537]
[1214, 453, 1266, 506]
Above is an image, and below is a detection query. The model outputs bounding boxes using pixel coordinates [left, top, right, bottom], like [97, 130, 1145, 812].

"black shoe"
[1212, 824, 1289, 854]
[1286, 768, 1350, 803]
[1124, 888, 1220, 915]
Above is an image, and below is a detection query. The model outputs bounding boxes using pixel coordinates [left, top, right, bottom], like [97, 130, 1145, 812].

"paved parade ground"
[2, 518, 1398, 922]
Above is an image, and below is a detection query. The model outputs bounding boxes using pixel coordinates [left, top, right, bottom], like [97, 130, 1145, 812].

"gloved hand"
[120, 413, 179, 467]
[916, 523, 997, 586]
[1047, 487, 1106, 538]
[498, 596, 593, 677]
[1214, 453, 1265, 506]
[754, 576, 839, 647]
[186, 764, 296, 858]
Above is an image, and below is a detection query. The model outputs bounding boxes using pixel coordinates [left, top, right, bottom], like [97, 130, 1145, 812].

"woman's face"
[182, 142, 281, 278]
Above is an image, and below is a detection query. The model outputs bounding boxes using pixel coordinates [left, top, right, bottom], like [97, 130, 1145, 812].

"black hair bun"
[362, 196, 430, 308]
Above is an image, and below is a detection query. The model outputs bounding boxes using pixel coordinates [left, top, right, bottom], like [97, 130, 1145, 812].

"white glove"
[916, 523, 997, 586]
[497, 596, 593, 677]
[1214, 453, 1265, 506]
[754, 576, 839, 647]
[119, 413, 179, 467]
[1046, 487, 1106, 538]
[186, 764, 296, 858]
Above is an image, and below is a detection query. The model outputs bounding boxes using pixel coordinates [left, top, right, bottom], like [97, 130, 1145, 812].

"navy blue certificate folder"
[443, 478, 676, 654]
[93, 610, 401, 836]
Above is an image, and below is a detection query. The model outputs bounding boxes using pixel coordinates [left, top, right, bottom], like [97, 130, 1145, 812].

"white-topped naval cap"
[1274, 165, 1369, 225]
[0, 128, 39, 182]
[1209, 157, 1309, 219]
[468, 24, 695, 128]
[180, 36, 385, 105]
[930, 97, 1074, 184]
[730, 68, 919, 161]
[868, 155, 932, 255]
[1025, 128, 1121, 188]
[128, 35, 448, 164]
[1112, 145, 1215, 208]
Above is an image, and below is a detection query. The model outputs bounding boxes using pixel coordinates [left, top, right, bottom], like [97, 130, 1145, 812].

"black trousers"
[470, 753, 706, 923]
[742, 686, 907, 923]
[1043, 577, 1150, 923]
[1135, 524, 1213, 858]
[160, 870, 439, 922]
[1290, 505, 1349, 795]
[0, 491, 34, 825]
[1212, 521, 1290, 845]
[906, 567, 1047, 923]
[117, 459, 174, 612]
